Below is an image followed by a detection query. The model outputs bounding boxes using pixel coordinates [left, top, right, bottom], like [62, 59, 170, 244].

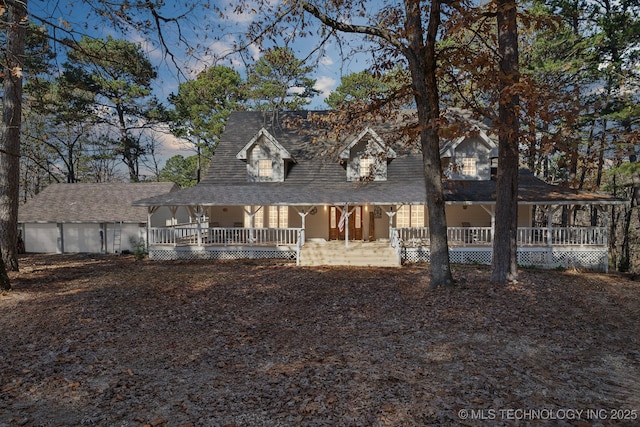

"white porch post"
[195, 207, 203, 246]
[169, 206, 178, 226]
[337, 204, 354, 248]
[548, 205, 561, 248]
[480, 205, 495, 253]
[548, 205, 561, 266]
[296, 206, 314, 245]
[146, 209, 152, 249]
[386, 206, 398, 234]
[243, 206, 262, 247]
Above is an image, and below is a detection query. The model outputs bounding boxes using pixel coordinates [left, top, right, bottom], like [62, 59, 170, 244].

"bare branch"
[300, 1, 406, 52]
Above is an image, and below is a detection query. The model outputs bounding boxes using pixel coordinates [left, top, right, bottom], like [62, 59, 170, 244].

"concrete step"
[300, 240, 400, 267]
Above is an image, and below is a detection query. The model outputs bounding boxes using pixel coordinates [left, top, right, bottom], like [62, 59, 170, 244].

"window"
[462, 157, 477, 176]
[411, 205, 424, 227]
[268, 206, 288, 228]
[360, 157, 374, 178]
[396, 205, 424, 227]
[258, 159, 272, 177]
[397, 205, 410, 228]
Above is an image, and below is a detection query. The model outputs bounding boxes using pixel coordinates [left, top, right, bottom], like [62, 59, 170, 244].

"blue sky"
[31, 0, 375, 105]
[29, 0, 379, 163]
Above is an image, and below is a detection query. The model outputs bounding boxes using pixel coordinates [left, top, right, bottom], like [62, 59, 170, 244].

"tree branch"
[300, 1, 406, 53]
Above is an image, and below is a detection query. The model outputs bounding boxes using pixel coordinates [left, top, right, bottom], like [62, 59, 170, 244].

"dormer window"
[462, 158, 477, 176]
[340, 127, 396, 182]
[258, 159, 273, 178]
[440, 128, 497, 181]
[236, 128, 295, 182]
[360, 157, 374, 179]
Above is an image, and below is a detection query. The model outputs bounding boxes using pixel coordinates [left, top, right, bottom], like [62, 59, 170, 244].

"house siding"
[446, 136, 493, 180]
[345, 138, 389, 182]
[247, 140, 286, 182]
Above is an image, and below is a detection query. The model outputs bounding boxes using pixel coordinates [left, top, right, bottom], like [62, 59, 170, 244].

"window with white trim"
[462, 157, 477, 176]
[268, 206, 288, 228]
[360, 157, 374, 178]
[411, 205, 425, 227]
[397, 205, 410, 228]
[258, 159, 272, 177]
[396, 205, 424, 227]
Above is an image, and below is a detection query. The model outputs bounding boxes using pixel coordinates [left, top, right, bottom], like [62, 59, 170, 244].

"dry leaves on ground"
[1, 254, 639, 426]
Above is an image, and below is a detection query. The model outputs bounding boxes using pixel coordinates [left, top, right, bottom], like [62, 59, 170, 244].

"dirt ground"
[0, 254, 639, 426]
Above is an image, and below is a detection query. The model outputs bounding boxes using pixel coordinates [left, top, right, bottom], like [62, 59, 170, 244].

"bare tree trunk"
[491, 0, 520, 283]
[0, 249, 9, 290]
[0, 0, 27, 274]
[591, 117, 608, 225]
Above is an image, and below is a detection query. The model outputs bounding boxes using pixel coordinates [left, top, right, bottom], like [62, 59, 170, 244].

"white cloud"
[314, 76, 337, 100]
[319, 55, 334, 67]
[289, 86, 305, 95]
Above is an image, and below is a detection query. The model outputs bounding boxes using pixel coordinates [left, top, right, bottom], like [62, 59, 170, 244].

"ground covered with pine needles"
[1, 254, 639, 426]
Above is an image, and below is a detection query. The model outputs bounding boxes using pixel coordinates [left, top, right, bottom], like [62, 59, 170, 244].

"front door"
[329, 206, 362, 240]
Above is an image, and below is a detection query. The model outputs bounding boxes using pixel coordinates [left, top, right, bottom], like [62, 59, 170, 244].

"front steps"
[299, 240, 400, 267]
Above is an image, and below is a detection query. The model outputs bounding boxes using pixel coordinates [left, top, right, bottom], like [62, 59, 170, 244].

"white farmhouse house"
[133, 110, 626, 270]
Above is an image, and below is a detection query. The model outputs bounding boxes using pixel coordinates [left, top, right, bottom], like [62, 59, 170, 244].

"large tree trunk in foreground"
[0, 0, 27, 276]
[301, 0, 453, 287]
[405, 0, 452, 287]
[491, 0, 520, 283]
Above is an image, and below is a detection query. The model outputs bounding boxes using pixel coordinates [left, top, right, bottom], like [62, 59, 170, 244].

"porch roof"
[133, 170, 625, 207]
[445, 170, 626, 206]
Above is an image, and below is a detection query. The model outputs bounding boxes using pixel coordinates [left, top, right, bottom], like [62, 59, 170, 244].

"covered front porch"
[143, 201, 612, 271]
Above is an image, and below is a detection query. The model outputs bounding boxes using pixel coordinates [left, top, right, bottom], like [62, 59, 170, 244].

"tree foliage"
[158, 154, 200, 188]
[169, 65, 244, 147]
[325, 68, 410, 110]
[0, 0, 198, 286]
[244, 47, 318, 111]
[63, 36, 163, 182]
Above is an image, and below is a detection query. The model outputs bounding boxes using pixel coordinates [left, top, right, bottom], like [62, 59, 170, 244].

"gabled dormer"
[236, 128, 295, 182]
[440, 127, 497, 181]
[339, 127, 396, 182]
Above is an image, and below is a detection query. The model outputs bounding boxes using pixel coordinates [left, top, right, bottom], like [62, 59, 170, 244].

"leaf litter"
[1, 254, 639, 426]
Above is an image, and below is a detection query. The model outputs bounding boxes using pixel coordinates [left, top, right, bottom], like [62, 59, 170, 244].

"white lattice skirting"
[403, 247, 608, 272]
[149, 245, 607, 272]
[149, 246, 297, 261]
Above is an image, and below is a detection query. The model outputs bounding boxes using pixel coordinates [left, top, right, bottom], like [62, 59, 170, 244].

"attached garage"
[18, 182, 188, 254]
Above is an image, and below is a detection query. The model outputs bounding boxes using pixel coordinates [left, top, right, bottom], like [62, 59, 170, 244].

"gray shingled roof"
[19, 182, 178, 223]
[133, 111, 625, 207]
[446, 170, 625, 205]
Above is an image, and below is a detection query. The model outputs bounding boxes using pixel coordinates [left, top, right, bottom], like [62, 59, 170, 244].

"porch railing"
[397, 226, 607, 247]
[149, 226, 301, 246]
[517, 227, 607, 246]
